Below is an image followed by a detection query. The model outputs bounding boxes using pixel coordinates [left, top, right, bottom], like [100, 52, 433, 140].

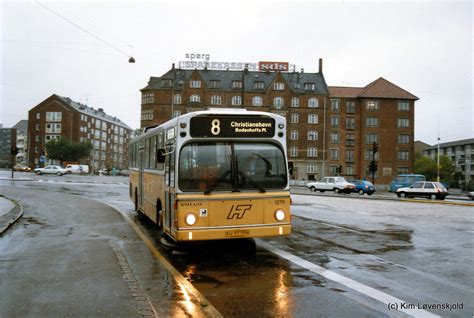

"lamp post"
[437, 136, 440, 182]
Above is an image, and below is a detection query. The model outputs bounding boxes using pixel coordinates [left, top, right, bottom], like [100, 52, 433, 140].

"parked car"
[350, 180, 376, 195]
[468, 192, 474, 200]
[306, 177, 356, 194]
[13, 164, 31, 172]
[396, 181, 448, 200]
[65, 164, 89, 174]
[389, 174, 426, 192]
[34, 165, 68, 176]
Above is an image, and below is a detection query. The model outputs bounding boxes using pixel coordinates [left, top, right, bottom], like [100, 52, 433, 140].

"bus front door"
[164, 146, 175, 233]
[138, 146, 144, 208]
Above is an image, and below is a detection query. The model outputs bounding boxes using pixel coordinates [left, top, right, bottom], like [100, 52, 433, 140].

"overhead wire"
[34, 0, 130, 58]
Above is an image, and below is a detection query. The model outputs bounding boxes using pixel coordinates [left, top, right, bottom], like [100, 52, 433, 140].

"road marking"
[356, 211, 370, 215]
[105, 203, 223, 318]
[258, 241, 440, 318]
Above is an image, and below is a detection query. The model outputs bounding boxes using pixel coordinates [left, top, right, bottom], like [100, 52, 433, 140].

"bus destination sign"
[190, 116, 275, 138]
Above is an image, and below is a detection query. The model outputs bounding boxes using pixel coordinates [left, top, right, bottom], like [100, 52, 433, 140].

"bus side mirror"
[157, 149, 166, 163]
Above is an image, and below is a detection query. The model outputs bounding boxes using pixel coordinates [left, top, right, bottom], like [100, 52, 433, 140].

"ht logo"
[227, 204, 252, 220]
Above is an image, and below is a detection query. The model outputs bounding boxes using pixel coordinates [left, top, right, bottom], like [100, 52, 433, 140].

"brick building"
[139, 61, 418, 184]
[28, 94, 132, 171]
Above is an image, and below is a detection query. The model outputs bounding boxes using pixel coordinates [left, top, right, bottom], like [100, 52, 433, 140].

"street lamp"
[437, 136, 440, 182]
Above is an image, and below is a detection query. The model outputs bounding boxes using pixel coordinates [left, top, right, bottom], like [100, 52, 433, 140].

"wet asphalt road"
[1, 172, 473, 317]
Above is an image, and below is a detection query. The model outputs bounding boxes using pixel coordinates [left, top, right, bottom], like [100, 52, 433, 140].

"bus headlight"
[185, 213, 197, 226]
[274, 209, 285, 222]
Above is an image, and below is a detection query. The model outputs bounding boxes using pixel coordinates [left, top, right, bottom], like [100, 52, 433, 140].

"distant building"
[139, 60, 418, 184]
[0, 128, 17, 169]
[414, 140, 431, 155]
[422, 138, 474, 183]
[13, 120, 28, 164]
[28, 94, 132, 171]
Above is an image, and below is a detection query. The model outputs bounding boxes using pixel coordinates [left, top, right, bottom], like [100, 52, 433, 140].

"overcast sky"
[1, 0, 472, 145]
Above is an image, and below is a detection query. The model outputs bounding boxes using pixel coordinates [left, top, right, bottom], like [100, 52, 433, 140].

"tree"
[414, 154, 455, 182]
[45, 138, 92, 163]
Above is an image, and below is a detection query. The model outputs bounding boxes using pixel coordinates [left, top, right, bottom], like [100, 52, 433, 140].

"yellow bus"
[129, 109, 291, 242]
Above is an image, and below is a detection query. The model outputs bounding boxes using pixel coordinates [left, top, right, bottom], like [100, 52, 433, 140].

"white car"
[306, 176, 356, 194]
[396, 181, 449, 200]
[34, 165, 68, 176]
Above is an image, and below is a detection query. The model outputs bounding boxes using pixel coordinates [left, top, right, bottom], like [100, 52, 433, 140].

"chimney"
[172, 63, 175, 70]
[98, 108, 104, 113]
[318, 58, 323, 73]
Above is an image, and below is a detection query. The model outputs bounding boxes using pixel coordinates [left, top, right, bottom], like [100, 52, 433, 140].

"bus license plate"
[225, 229, 249, 238]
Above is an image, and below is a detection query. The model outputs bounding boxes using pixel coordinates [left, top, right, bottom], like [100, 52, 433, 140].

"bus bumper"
[174, 224, 291, 241]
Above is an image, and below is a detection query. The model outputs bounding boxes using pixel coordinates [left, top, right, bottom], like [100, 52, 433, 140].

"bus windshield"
[179, 141, 287, 192]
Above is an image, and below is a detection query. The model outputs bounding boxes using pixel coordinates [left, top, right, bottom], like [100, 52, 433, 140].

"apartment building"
[139, 60, 418, 184]
[422, 138, 474, 183]
[28, 94, 132, 171]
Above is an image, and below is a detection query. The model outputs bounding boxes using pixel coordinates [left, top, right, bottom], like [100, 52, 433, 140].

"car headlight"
[185, 213, 197, 226]
[274, 209, 285, 222]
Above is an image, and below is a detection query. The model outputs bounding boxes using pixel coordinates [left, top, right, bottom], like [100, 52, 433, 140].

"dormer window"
[210, 80, 221, 89]
[190, 80, 201, 88]
[253, 81, 265, 89]
[273, 83, 285, 90]
[162, 79, 173, 87]
[304, 83, 316, 91]
[232, 81, 243, 89]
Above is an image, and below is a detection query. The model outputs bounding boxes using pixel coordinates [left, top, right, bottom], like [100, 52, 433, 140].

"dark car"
[350, 180, 376, 195]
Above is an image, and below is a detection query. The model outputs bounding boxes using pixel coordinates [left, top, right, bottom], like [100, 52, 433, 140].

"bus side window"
[156, 148, 165, 170]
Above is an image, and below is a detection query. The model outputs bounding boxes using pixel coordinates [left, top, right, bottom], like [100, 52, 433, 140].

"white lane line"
[258, 241, 440, 318]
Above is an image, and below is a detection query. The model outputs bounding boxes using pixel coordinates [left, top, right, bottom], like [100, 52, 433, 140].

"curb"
[0, 197, 23, 235]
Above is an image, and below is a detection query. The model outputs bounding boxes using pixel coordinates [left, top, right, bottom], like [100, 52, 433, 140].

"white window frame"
[211, 95, 222, 105]
[291, 97, 299, 108]
[190, 94, 201, 102]
[273, 83, 285, 91]
[273, 97, 284, 109]
[308, 114, 318, 124]
[190, 80, 201, 88]
[231, 95, 242, 106]
[252, 96, 263, 107]
[308, 98, 319, 108]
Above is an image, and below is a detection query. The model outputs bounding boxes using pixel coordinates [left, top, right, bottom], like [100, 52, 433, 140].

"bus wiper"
[204, 169, 232, 195]
[238, 171, 266, 193]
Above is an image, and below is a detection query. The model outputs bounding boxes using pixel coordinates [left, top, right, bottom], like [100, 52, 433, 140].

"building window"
[290, 130, 299, 140]
[331, 99, 340, 111]
[290, 146, 298, 157]
[398, 101, 410, 111]
[232, 96, 242, 106]
[46, 112, 62, 122]
[398, 118, 409, 128]
[35, 124, 40, 131]
[398, 134, 410, 144]
[308, 98, 319, 108]
[304, 83, 315, 91]
[36, 113, 40, 119]
[252, 96, 263, 107]
[141, 110, 153, 121]
[366, 117, 379, 127]
[365, 133, 378, 143]
[307, 147, 317, 157]
[253, 81, 265, 89]
[307, 163, 317, 174]
[45, 123, 61, 133]
[142, 92, 154, 104]
[35, 135, 41, 142]
[190, 80, 201, 88]
[210, 80, 221, 89]
[366, 100, 379, 111]
[232, 80, 243, 89]
[330, 132, 339, 143]
[308, 114, 318, 124]
[273, 83, 285, 90]
[173, 94, 182, 105]
[346, 117, 355, 130]
[346, 165, 354, 175]
[330, 148, 339, 160]
[162, 79, 173, 87]
[273, 97, 284, 109]
[398, 166, 410, 174]
[211, 95, 222, 105]
[45, 135, 60, 141]
[346, 133, 355, 147]
[346, 101, 355, 114]
[291, 97, 300, 108]
[173, 110, 181, 118]
[308, 131, 318, 141]
[290, 113, 299, 124]
[398, 150, 409, 160]
[365, 149, 379, 160]
[346, 149, 355, 162]
[190, 94, 201, 102]
[330, 116, 340, 127]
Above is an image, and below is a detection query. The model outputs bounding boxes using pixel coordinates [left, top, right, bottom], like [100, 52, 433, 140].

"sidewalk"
[0, 196, 22, 234]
